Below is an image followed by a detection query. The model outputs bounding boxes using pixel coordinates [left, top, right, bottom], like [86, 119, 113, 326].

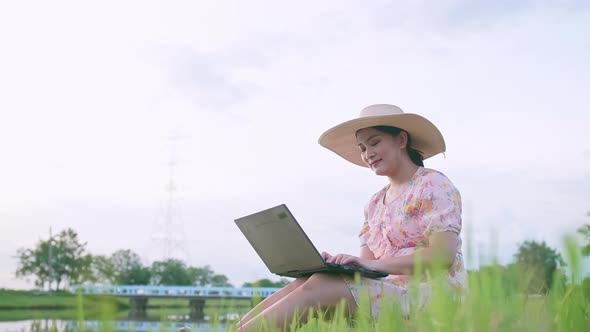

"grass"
[2, 238, 589, 331]
[0, 289, 129, 323]
[0, 289, 250, 309]
[3, 274, 588, 331]
[221, 237, 589, 332]
[148, 297, 252, 309]
[151, 254, 588, 332]
[0, 289, 128, 310]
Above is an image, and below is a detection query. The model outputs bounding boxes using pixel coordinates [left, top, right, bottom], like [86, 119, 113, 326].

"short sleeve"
[418, 172, 462, 237]
[359, 203, 371, 246]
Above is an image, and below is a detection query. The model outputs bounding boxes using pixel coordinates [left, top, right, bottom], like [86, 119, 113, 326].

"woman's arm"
[359, 245, 376, 260]
[329, 232, 458, 275]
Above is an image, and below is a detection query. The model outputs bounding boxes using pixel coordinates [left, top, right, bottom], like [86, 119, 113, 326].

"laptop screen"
[235, 204, 326, 275]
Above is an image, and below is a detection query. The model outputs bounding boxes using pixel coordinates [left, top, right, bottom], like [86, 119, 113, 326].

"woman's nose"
[362, 150, 375, 163]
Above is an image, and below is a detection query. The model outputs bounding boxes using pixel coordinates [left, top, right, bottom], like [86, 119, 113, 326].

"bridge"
[70, 285, 281, 318]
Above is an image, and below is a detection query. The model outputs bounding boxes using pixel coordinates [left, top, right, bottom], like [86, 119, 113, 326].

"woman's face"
[356, 127, 406, 176]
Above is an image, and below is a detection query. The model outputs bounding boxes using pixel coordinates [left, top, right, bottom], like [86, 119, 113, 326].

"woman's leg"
[238, 274, 355, 331]
[236, 278, 307, 327]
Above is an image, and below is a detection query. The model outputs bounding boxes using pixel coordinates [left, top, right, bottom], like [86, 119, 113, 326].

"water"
[0, 319, 230, 332]
[0, 311, 239, 332]
[0, 320, 67, 332]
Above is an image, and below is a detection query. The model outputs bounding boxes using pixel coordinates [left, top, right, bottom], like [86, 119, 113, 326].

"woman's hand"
[321, 252, 375, 270]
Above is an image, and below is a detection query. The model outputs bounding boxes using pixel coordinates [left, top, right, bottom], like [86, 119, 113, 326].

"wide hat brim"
[318, 110, 446, 167]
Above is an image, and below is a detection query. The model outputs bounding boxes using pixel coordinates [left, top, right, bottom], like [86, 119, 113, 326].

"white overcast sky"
[1, 0, 589, 289]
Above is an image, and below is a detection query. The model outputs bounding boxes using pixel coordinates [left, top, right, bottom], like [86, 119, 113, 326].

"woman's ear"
[398, 131, 409, 149]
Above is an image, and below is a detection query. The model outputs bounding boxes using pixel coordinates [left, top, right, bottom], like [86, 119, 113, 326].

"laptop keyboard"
[325, 262, 388, 277]
[332, 263, 354, 271]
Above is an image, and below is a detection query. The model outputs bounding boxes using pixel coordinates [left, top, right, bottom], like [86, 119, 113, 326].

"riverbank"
[0, 289, 252, 310]
[0, 289, 128, 311]
[0, 288, 252, 322]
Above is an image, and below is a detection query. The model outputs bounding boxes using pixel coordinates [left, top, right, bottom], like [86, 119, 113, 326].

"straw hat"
[318, 104, 446, 167]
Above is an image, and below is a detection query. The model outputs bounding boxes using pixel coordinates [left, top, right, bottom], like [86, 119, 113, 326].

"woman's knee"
[284, 277, 307, 291]
[299, 273, 341, 293]
[293, 277, 308, 286]
[294, 274, 355, 311]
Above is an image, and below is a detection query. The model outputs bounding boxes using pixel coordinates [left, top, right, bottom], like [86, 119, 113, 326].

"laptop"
[234, 204, 388, 279]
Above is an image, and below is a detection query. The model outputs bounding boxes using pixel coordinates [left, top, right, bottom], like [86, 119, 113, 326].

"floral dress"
[342, 167, 467, 317]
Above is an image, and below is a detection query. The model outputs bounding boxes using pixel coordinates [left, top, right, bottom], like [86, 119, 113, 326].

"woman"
[236, 104, 466, 331]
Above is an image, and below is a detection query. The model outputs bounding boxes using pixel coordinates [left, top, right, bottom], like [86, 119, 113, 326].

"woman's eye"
[370, 140, 379, 146]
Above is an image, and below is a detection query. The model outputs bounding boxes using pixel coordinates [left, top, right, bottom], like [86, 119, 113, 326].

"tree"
[16, 228, 93, 290]
[514, 240, 565, 294]
[110, 249, 150, 284]
[16, 243, 51, 289]
[242, 278, 290, 288]
[577, 223, 590, 257]
[125, 264, 151, 285]
[93, 249, 151, 285]
[52, 229, 94, 288]
[190, 266, 233, 287]
[189, 265, 214, 286]
[150, 260, 232, 287]
[92, 255, 116, 284]
[151, 259, 195, 286]
[210, 274, 233, 287]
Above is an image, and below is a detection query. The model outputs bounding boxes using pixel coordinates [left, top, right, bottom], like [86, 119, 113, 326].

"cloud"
[369, 0, 590, 33]
[152, 46, 251, 110]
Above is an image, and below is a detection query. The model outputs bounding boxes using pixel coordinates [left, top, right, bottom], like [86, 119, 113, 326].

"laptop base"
[279, 263, 388, 279]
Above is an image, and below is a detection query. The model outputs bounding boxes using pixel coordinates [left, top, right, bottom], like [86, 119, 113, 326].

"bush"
[582, 277, 590, 302]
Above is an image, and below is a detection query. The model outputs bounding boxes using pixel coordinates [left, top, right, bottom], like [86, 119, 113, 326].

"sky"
[0, 0, 589, 289]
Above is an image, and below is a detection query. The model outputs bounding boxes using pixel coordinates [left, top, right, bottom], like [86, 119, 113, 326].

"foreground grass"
[67, 263, 588, 332]
[3, 239, 589, 331]
[220, 275, 588, 332]
[221, 238, 589, 332]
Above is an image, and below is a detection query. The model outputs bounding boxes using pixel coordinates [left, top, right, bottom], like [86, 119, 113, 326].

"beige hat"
[318, 104, 446, 167]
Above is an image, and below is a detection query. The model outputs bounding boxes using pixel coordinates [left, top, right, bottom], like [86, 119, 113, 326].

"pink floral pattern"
[345, 167, 467, 316]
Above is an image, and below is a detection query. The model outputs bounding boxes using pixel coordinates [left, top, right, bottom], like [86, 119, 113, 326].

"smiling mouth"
[370, 160, 381, 167]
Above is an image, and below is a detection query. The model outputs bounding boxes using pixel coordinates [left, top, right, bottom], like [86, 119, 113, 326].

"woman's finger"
[330, 253, 343, 263]
[342, 256, 355, 265]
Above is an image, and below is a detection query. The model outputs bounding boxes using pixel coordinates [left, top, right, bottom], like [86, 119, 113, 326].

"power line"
[148, 131, 190, 262]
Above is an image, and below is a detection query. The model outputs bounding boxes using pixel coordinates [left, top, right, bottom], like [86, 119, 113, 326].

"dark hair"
[372, 125, 424, 167]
